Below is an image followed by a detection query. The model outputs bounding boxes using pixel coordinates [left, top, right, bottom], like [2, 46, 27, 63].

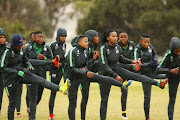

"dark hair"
[141, 34, 150, 40]
[119, 31, 128, 35]
[118, 31, 128, 38]
[34, 31, 43, 35]
[100, 29, 116, 45]
[78, 35, 87, 41]
[29, 32, 34, 38]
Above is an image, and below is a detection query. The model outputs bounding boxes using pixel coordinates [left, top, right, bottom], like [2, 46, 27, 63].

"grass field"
[0, 79, 180, 120]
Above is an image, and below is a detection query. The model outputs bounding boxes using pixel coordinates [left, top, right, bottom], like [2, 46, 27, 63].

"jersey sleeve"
[99, 46, 118, 79]
[0, 49, 18, 74]
[157, 51, 171, 74]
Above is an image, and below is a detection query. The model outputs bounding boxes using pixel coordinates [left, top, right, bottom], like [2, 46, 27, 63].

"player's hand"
[80, 68, 86, 71]
[131, 59, 141, 66]
[132, 58, 141, 66]
[131, 60, 136, 64]
[93, 51, 99, 60]
[37, 53, 45, 60]
[86, 72, 94, 78]
[170, 67, 179, 74]
[116, 75, 123, 83]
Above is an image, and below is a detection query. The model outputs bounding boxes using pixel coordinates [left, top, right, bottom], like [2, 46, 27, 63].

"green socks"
[157, 82, 160, 87]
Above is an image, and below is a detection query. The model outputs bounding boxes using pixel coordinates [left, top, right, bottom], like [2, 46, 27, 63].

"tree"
[0, 18, 30, 42]
[77, 0, 180, 55]
[0, 0, 52, 38]
[42, 0, 76, 35]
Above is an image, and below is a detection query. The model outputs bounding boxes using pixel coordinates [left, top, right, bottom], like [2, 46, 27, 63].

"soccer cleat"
[48, 114, 54, 120]
[123, 80, 132, 89]
[133, 64, 140, 71]
[122, 116, 128, 119]
[122, 113, 128, 119]
[52, 56, 59, 67]
[59, 79, 71, 95]
[15, 113, 21, 118]
[159, 78, 168, 89]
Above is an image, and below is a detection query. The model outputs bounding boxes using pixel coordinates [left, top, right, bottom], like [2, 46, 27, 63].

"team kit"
[0, 27, 180, 120]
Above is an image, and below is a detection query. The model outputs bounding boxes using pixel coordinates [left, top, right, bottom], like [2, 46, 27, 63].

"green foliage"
[0, 18, 27, 42]
[77, 0, 180, 55]
[0, 0, 52, 39]
[74, 0, 94, 15]
[0, 18, 48, 42]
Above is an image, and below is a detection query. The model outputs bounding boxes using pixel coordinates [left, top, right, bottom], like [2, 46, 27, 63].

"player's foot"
[159, 78, 168, 89]
[48, 114, 54, 120]
[123, 80, 132, 89]
[122, 113, 128, 119]
[15, 113, 21, 118]
[147, 119, 151, 120]
[59, 79, 71, 95]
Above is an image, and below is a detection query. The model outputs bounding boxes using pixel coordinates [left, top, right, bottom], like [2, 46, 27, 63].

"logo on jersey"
[12, 51, 15, 57]
[20, 51, 23, 55]
[115, 46, 119, 54]
[84, 50, 87, 58]
[170, 56, 173, 62]
[107, 49, 110, 54]
[44, 46, 47, 51]
[55, 44, 58, 49]
[89, 47, 91, 53]
[63, 43, 66, 52]
[77, 50, 80, 56]
[148, 47, 152, 53]
[52, 74, 56, 78]
[8, 84, 12, 88]
[29, 45, 32, 50]
[129, 46, 133, 51]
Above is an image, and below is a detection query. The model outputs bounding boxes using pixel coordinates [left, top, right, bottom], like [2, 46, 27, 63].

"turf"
[0, 80, 179, 120]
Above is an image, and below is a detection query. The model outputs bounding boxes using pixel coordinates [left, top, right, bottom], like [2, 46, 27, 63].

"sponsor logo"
[115, 46, 119, 54]
[129, 46, 133, 50]
[8, 84, 12, 87]
[20, 51, 23, 55]
[52, 74, 56, 78]
[107, 49, 110, 54]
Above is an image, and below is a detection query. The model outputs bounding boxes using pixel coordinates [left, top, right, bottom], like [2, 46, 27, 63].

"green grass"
[0, 80, 180, 120]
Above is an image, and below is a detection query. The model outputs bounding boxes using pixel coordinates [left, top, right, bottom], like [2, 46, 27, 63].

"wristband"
[18, 71, 24, 77]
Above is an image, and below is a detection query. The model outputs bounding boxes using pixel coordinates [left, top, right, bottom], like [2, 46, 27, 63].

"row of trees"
[1, 0, 180, 55]
[77, 0, 180, 55]
[0, 0, 74, 41]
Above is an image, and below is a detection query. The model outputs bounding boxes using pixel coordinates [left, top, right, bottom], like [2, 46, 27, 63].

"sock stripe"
[122, 111, 126, 114]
